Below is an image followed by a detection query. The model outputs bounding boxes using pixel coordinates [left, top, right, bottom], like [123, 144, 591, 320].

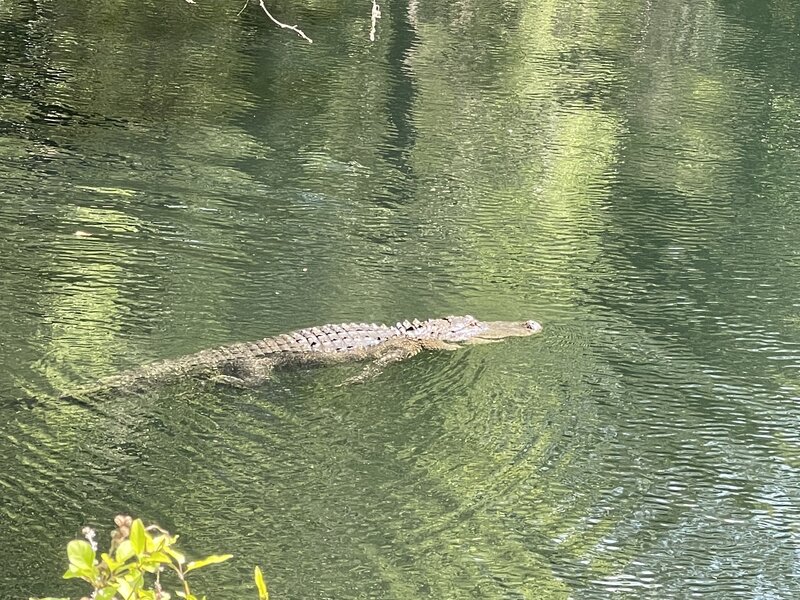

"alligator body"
[62, 315, 542, 399]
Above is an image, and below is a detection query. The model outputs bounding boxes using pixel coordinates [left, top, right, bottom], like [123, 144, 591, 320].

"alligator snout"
[525, 320, 543, 334]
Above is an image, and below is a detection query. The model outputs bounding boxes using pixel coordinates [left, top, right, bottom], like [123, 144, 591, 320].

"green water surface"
[1, 1, 799, 598]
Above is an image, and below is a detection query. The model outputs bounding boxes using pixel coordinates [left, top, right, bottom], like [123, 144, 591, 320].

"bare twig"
[257, 0, 312, 43]
[369, 0, 381, 42]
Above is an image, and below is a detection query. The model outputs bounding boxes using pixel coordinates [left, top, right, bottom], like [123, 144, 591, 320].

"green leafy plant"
[33, 515, 268, 600]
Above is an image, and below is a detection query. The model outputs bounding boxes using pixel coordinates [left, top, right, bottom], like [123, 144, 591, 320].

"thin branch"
[369, 0, 381, 42]
[237, 0, 249, 17]
[257, 0, 313, 43]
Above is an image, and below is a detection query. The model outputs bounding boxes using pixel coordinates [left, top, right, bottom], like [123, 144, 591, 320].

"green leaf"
[117, 577, 134, 600]
[184, 554, 233, 574]
[115, 539, 135, 563]
[147, 531, 171, 553]
[62, 565, 82, 580]
[116, 569, 145, 600]
[100, 551, 121, 571]
[67, 540, 95, 572]
[143, 550, 173, 566]
[254, 566, 269, 600]
[62, 563, 97, 582]
[127, 568, 145, 588]
[150, 534, 168, 553]
[166, 546, 186, 565]
[29, 597, 70, 600]
[129, 519, 147, 556]
[95, 587, 118, 600]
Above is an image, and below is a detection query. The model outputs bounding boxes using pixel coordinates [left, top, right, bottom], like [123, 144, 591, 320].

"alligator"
[54, 315, 542, 402]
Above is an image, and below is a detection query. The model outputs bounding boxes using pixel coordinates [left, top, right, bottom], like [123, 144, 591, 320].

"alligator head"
[436, 315, 543, 343]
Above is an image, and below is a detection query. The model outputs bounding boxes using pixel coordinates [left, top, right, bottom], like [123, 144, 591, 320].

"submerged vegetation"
[33, 516, 268, 600]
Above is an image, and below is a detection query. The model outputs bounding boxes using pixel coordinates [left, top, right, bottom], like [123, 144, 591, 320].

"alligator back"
[208, 315, 489, 358]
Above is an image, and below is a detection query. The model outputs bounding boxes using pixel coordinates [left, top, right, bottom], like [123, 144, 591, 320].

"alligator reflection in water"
[51, 315, 542, 402]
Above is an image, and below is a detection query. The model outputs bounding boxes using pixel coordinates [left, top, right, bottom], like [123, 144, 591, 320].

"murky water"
[2, 1, 799, 598]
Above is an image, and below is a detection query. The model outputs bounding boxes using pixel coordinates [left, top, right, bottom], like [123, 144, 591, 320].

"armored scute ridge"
[58, 315, 543, 400]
